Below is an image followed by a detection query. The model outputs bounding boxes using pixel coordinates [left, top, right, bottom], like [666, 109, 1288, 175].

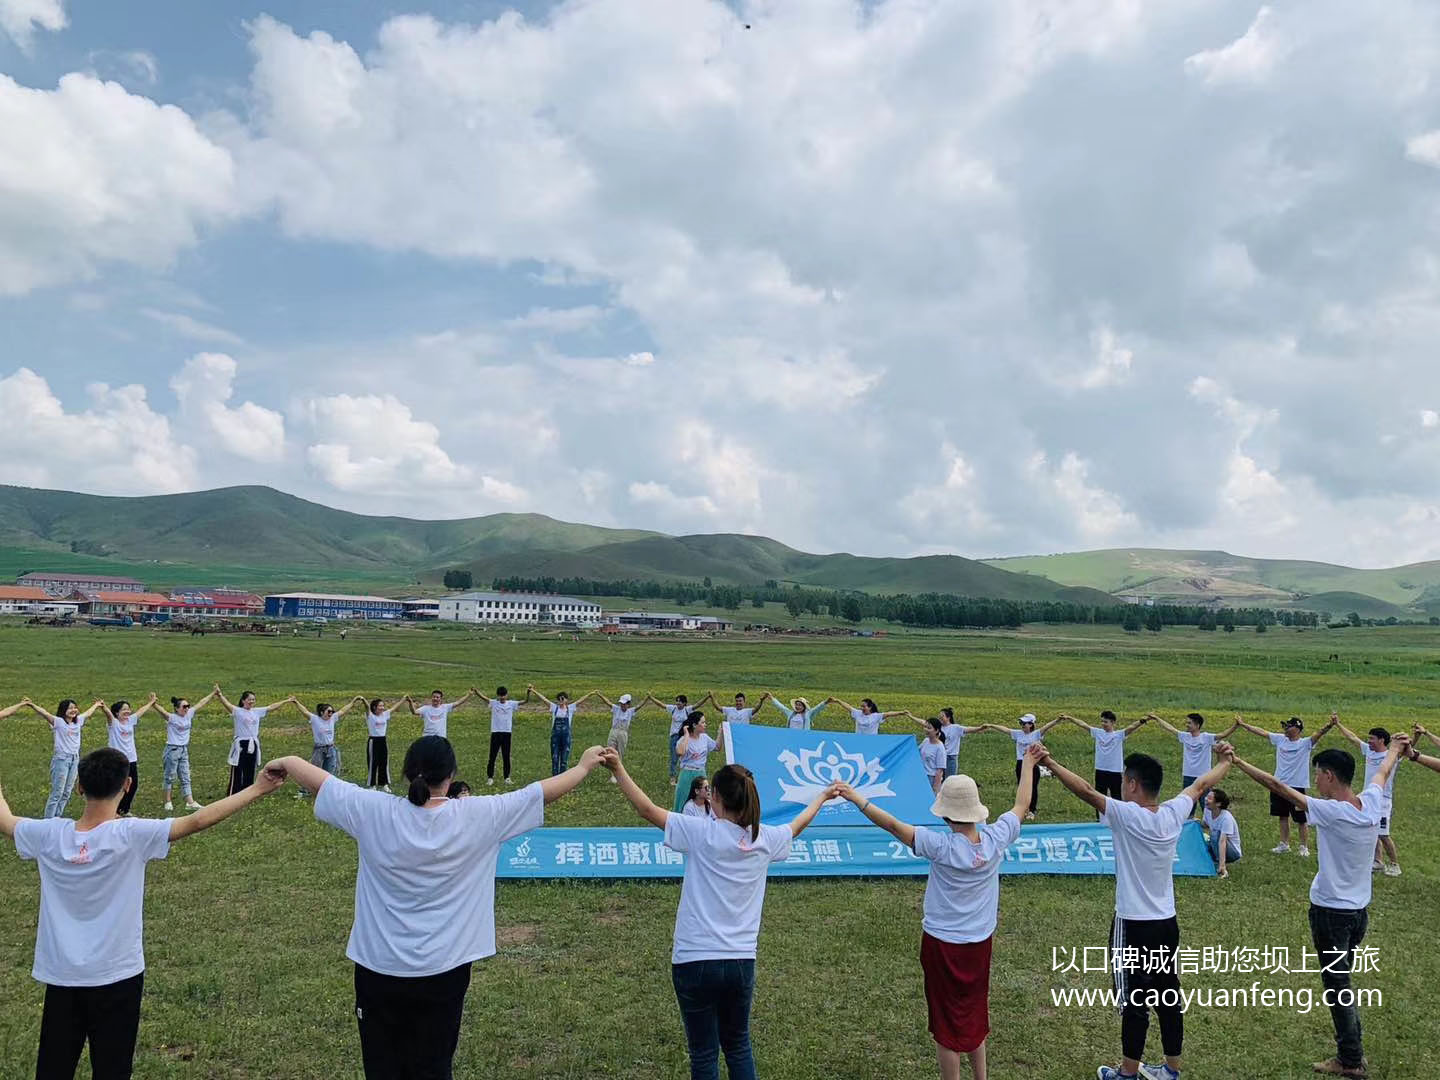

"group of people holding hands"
[5, 681, 1440, 1080]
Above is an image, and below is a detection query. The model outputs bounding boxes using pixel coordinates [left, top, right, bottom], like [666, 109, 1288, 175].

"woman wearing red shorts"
[835, 745, 1039, 1080]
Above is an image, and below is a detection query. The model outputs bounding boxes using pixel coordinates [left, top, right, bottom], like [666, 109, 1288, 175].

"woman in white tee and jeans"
[21, 697, 106, 818]
[161, 688, 216, 810]
[269, 734, 605, 1080]
[834, 747, 1039, 1080]
[602, 750, 837, 1080]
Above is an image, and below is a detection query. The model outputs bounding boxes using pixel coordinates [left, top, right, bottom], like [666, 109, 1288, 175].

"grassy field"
[0, 619, 1436, 1078]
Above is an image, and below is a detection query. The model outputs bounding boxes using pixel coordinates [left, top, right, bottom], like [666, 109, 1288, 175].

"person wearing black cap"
[1233, 714, 1337, 856]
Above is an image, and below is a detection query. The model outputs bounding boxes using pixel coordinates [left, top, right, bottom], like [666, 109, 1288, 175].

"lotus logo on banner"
[724, 722, 939, 826]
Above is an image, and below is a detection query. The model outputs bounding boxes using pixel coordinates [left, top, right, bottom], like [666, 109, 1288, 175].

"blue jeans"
[44, 753, 79, 818]
[669, 731, 683, 779]
[300, 744, 340, 797]
[1207, 833, 1241, 865]
[162, 744, 192, 796]
[551, 728, 572, 776]
[945, 754, 958, 777]
[672, 959, 757, 1080]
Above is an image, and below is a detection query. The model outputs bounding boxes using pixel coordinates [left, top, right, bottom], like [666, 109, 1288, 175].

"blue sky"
[5, 0, 1440, 566]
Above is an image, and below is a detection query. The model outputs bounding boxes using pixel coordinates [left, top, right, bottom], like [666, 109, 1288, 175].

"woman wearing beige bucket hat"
[834, 745, 1042, 1080]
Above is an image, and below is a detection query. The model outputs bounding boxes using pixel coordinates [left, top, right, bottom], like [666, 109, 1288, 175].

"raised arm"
[189, 688, 218, 713]
[1146, 712, 1180, 735]
[131, 693, 160, 721]
[1036, 716, 1063, 737]
[213, 684, 236, 711]
[1403, 733, 1440, 774]
[527, 685, 555, 709]
[262, 755, 332, 797]
[1035, 743, 1107, 814]
[1123, 716, 1146, 736]
[1216, 719, 1240, 739]
[1180, 748, 1233, 805]
[880, 710, 906, 720]
[1222, 747, 1307, 811]
[769, 697, 792, 720]
[835, 779, 914, 845]
[266, 695, 300, 713]
[1371, 737, 1404, 792]
[787, 783, 842, 838]
[1414, 724, 1440, 750]
[1014, 745, 1041, 817]
[454, 688, 479, 708]
[0, 775, 21, 837]
[831, 697, 856, 713]
[79, 699, 106, 720]
[21, 699, 57, 725]
[0, 699, 29, 721]
[169, 764, 283, 842]
[571, 691, 597, 708]
[1232, 716, 1269, 738]
[966, 724, 1008, 735]
[1311, 714, 1338, 745]
[1334, 721, 1366, 749]
[595, 693, 615, 709]
[332, 696, 364, 719]
[403, 695, 419, 715]
[600, 747, 668, 828]
[1060, 714, 1089, 734]
[539, 745, 603, 804]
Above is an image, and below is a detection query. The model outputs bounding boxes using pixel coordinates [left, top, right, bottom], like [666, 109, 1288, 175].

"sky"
[4, 0, 1440, 568]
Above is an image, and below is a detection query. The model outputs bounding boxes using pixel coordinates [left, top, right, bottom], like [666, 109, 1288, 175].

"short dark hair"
[446, 780, 471, 798]
[77, 748, 129, 800]
[1368, 727, 1391, 745]
[940, 706, 955, 722]
[1314, 749, 1355, 786]
[1186, 713, 1205, 726]
[109, 700, 130, 717]
[316, 703, 333, 715]
[1123, 753, 1163, 797]
[676, 694, 688, 704]
[1286, 716, 1304, 731]
[496, 686, 508, 696]
[431, 689, 443, 696]
[1100, 709, 1117, 722]
[926, 717, 944, 736]
[1210, 787, 1231, 810]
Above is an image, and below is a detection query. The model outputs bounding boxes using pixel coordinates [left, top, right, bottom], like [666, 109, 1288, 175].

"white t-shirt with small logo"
[14, 816, 171, 986]
[314, 778, 544, 976]
[366, 710, 390, 738]
[1269, 733, 1314, 788]
[911, 812, 1022, 943]
[417, 703, 454, 737]
[666, 704, 690, 736]
[232, 706, 267, 743]
[1089, 728, 1126, 773]
[1203, 807, 1242, 857]
[1362, 747, 1396, 798]
[1101, 794, 1194, 920]
[610, 705, 637, 731]
[489, 699, 518, 734]
[721, 706, 754, 726]
[1010, 728, 1042, 761]
[1305, 786, 1384, 910]
[942, 724, 964, 756]
[1177, 732, 1216, 777]
[920, 740, 947, 775]
[108, 714, 139, 763]
[308, 712, 338, 745]
[51, 716, 86, 757]
[852, 709, 882, 736]
[679, 733, 719, 772]
[165, 710, 194, 746]
[664, 814, 793, 963]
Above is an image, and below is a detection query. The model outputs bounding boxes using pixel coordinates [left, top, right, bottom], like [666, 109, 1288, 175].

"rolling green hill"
[983, 548, 1440, 614]
[0, 485, 1112, 603]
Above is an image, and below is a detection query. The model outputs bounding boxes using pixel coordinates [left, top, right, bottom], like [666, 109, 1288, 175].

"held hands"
[1217, 742, 1237, 762]
[1024, 743, 1047, 766]
[256, 759, 288, 794]
[597, 746, 623, 772]
[832, 781, 860, 803]
[577, 745, 606, 771]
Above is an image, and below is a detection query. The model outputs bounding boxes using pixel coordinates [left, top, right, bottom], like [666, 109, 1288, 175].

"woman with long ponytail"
[602, 751, 838, 1080]
[263, 735, 606, 1078]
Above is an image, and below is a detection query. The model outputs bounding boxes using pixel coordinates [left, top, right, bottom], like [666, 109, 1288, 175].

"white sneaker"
[163, 800, 173, 811]
[185, 799, 203, 810]
[505, 778, 513, 785]
[382, 784, 392, 793]
[1372, 859, 1383, 872]
[610, 775, 618, 783]
[1272, 843, 1291, 854]
[487, 778, 495, 786]
[1383, 864, 1402, 877]
[1299, 846, 1310, 857]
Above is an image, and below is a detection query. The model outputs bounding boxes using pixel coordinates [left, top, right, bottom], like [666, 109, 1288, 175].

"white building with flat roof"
[439, 591, 602, 626]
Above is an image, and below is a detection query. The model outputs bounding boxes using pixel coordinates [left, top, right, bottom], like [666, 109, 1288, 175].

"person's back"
[914, 815, 1020, 944]
[667, 813, 791, 962]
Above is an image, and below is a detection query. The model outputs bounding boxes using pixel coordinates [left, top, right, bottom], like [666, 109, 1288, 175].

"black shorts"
[1094, 769, 1123, 799]
[1270, 788, 1307, 822]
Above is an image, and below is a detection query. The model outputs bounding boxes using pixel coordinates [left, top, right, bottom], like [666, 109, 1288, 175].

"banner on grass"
[495, 821, 1217, 879]
[722, 722, 936, 826]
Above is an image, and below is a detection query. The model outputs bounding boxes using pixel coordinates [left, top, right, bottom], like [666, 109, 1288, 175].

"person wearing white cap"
[1003, 713, 1061, 819]
[596, 691, 648, 783]
[1037, 740, 1234, 1080]
[1233, 714, 1338, 856]
[767, 694, 831, 730]
[835, 745, 1041, 1080]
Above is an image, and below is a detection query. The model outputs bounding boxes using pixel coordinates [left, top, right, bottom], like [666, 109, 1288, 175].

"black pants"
[117, 762, 139, 815]
[1182, 775, 1202, 817]
[228, 740, 258, 795]
[1094, 769, 1122, 799]
[355, 962, 471, 1080]
[1111, 915, 1183, 1061]
[36, 972, 144, 1080]
[1016, 759, 1038, 811]
[487, 732, 512, 780]
[367, 736, 390, 787]
[1309, 904, 1369, 1068]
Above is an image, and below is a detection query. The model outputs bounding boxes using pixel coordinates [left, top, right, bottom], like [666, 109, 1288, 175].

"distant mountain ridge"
[0, 485, 1112, 603]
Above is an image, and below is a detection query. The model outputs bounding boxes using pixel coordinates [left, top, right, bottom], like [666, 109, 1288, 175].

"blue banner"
[722, 722, 937, 826]
[495, 821, 1217, 879]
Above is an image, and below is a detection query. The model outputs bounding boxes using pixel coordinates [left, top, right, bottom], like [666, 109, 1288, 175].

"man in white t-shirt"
[0, 746, 279, 1079]
[1234, 714, 1337, 857]
[1335, 721, 1401, 877]
[1146, 712, 1240, 819]
[1063, 710, 1146, 813]
[1224, 737, 1404, 1078]
[474, 686, 531, 786]
[649, 692, 698, 787]
[1038, 740, 1233, 1080]
[718, 690, 769, 729]
[406, 687, 477, 740]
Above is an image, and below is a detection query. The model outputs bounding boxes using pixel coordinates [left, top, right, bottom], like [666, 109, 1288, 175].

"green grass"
[0, 620, 1435, 1078]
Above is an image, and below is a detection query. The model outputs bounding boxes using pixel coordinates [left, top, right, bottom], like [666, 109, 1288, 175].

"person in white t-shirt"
[1062, 710, 1146, 811]
[1003, 714, 1061, 819]
[160, 688, 217, 810]
[1201, 789, 1242, 878]
[601, 749, 837, 1080]
[1145, 712, 1239, 820]
[835, 745, 1040, 1080]
[671, 713, 723, 812]
[717, 690, 770, 728]
[404, 687, 478, 741]
[1234, 714, 1337, 857]
[650, 692, 704, 786]
[473, 686, 532, 786]
[20, 697, 107, 818]
[272, 733, 605, 1079]
[1335, 722, 1401, 877]
[362, 697, 402, 792]
[0, 745, 280, 1080]
[528, 687, 596, 776]
[919, 718, 948, 794]
[922, 707, 1004, 778]
[1038, 740, 1233, 1080]
[106, 695, 160, 817]
[832, 696, 907, 736]
[682, 775, 715, 818]
[596, 692, 650, 780]
[1224, 738, 1403, 1078]
[295, 695, 364, 798]
[215, 685, 300, 796]
[767, 694, 831, 730]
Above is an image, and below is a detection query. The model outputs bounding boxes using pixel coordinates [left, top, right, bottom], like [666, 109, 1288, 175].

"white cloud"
[0, 367, 196, 493]
[628, 481, 719, 518]
[142, 309, 245, 346]
[1405, 130, 1440, 168]
[170, 353, 286, 462]
[622, 351, 656, 367]
[1184, 7, 1286, 86]
[899, 443, 994, 535]
[0, 0, 65, 50]
[0, 73, 237, 294]
[1422, 409, 1439, 428]
[1027, 451, 1140, 543]
[504, 305, 609, 333]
